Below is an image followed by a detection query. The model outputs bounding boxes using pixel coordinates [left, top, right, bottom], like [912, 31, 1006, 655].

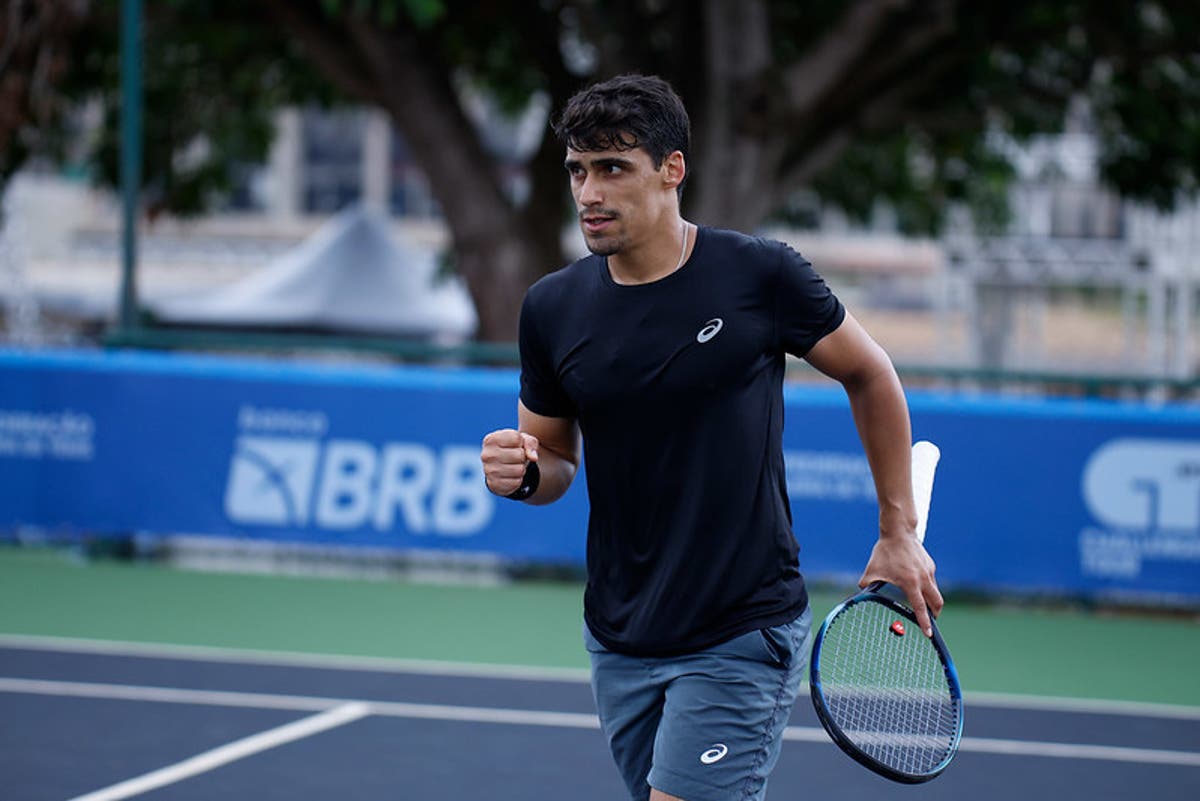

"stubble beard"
[579, 209, 625, 257]
[581, 225, 625, 257]
[584, 235, 622, 257]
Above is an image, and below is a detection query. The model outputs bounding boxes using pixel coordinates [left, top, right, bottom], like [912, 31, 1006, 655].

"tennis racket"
[808, 440, 963, 783]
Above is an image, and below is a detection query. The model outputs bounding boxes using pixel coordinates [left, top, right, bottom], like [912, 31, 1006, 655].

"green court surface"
[1, 546, 1197, 707]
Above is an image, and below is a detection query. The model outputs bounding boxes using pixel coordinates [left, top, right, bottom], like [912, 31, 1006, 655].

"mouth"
[580, 212, 617, 235]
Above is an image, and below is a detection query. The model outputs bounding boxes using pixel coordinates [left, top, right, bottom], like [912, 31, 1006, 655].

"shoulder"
[525, 254, 600, 312]
[698, 226, 802, 278]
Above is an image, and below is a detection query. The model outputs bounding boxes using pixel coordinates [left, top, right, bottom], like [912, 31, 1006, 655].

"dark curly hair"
[553, 74, 691, 195]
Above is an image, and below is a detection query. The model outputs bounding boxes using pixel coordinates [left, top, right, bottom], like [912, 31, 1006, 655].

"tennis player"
[480, 74, 942, 801]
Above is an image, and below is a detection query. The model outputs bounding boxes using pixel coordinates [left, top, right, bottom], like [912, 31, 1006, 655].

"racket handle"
[911, 440, 940, 544]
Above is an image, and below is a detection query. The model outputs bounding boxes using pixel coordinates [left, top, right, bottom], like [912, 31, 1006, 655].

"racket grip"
[911, 441, 940, 544]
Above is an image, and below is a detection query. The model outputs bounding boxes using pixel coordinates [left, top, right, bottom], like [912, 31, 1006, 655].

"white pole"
[361, 109, 392, 213]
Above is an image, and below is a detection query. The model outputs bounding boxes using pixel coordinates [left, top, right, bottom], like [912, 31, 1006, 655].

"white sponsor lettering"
[315, 440, 380, 529]
[372, 444, 437, 532]
[237, 405, 328, 436]
[225, 433, 494, 536]
[0, 409, 96, 462]
[1083, 439, 1200, 530]
[1079, 438, 1200, 579]
[784, 450, 874, 501]
[432, 447, 496, 535]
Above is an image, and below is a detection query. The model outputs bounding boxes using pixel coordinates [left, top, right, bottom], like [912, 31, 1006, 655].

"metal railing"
[101, 325, 1200, 400]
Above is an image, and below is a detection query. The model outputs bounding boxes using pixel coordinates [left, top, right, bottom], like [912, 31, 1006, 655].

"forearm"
[842, 351, 917, 539]
[513, 402, 581, 506]
[520, 441, 578, 506]
[807, 314, 942, 628]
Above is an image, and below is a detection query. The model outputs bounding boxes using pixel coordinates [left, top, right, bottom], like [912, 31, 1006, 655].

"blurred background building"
[3, 100, 1197, 394]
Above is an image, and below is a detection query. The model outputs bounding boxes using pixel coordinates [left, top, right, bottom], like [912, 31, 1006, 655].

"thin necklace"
[675, 220, 690, 272]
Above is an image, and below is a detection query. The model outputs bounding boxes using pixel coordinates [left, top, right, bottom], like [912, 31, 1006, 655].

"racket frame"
[809, 582, 964, 784]
[807, 440, 961, 783]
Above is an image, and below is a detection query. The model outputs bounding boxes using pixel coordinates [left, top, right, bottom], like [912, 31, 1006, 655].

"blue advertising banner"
[2, 348, 1198, 602]
[779, 392, 1200, 602]
[0, 348, 586, 563]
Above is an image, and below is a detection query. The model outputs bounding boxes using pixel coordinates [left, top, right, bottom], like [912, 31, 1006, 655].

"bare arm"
[480, 401, 581, 506]
[805, 312, 944, 635]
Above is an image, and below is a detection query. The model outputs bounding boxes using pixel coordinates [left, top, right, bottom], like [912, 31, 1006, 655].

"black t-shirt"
[519, 225, 845, 656]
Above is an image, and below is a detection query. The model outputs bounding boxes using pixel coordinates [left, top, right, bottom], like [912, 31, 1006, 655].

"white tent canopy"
[152, 207, 477, 341]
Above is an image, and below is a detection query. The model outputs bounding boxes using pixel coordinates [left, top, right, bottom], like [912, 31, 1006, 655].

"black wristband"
[505, 461, 540, 501]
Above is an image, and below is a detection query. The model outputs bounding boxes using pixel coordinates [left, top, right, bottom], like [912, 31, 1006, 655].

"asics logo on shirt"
[696, 318, 724, 343]
[700, 743, 729, 764]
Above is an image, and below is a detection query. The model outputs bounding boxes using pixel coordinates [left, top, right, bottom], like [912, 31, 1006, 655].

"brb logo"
[223, 406, 494, 536]
[1080, 438, 1200, 578]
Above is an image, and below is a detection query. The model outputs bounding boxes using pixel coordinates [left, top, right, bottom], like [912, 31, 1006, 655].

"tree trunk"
[456, 231, 547, 344]
[688, 0, 963, 232]
[0, 0, 90, 187]
[262, 3, 565, 342]
[685, 0, 780, 231]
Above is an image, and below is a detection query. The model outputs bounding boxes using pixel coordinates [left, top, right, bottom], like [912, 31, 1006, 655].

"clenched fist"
[481, 428, 539, 496]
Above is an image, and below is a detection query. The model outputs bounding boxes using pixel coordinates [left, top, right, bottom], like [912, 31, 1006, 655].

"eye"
[605, 163, 622, 174]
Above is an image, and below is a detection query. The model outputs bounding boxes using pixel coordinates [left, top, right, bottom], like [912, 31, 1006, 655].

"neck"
[608, 216, 692, 285]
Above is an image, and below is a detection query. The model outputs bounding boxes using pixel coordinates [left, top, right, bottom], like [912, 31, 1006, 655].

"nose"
[578, 172, 602, 207]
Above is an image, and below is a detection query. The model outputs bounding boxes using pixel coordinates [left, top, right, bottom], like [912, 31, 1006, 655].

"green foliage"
[811, 133, 1015, 237]
[1089, 6, 1200, 208]
[21, 0, 1200, 231]
[0, 1, 87, 188]
[319, 0, 446, 28]
[965, 0, 1199, 212]
[782, 0, 1199, 228]
[57, 0, 334, 215]
[438, 4, 548, 116]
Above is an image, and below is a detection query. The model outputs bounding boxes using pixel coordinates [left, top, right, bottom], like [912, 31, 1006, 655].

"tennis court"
[3, 636, 1199, 801]
[1, 548, 1198, 800]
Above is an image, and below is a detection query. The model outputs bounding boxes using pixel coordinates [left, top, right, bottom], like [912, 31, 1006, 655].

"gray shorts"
[585, 608, 812, 801]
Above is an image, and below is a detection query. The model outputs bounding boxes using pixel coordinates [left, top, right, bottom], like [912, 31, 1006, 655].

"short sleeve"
[774, 242, 846, 357]
[517, 291, 577, 418]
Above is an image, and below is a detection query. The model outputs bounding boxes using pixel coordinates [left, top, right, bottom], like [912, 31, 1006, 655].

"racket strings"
[817, 600, 960, 776]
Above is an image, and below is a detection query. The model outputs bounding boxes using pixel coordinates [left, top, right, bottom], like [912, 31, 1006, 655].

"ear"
[662, 150, 687, 190]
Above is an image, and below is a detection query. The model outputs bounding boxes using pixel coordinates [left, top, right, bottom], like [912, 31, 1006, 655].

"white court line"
[954, 735, 1200, 767]
[965, 690, 1200, 721]
[369, 698, 601, 730]
[0, 677, 339, 712]
[64, 702, 371, 801]
[4, 632, 1199, 720]
[0, 677, 601, 730]
[0, 632, 591, 682]
[3, 676, 1199, 768]
[779, 728, 1200, 768]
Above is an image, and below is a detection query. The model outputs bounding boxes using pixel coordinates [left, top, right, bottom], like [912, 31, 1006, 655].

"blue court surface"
[2, 637, 1198, 800]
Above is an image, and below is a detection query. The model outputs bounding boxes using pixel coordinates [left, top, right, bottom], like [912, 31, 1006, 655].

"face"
[565, 145, 684, 257]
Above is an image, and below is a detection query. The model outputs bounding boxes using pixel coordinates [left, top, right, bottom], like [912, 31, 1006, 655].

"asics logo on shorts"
[696, 318, 724, 343]
[700, 743, 729, 764]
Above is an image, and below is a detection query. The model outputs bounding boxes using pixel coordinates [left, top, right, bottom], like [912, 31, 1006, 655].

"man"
[480, 74, 941, 801]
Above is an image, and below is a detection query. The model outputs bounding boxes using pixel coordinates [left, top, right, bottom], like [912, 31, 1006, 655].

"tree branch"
[771, 44, 968, 209]
[778, 0, 909, 118]
[258, 0, 383, 104]
[340, 15, 516, 244]
[521, 1, 581, 105]
[568, 0, 620, 77]
[0, 0, 87, 167]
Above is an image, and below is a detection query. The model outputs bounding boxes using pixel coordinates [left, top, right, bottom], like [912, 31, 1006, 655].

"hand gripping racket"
[808, 441, 963, 783]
